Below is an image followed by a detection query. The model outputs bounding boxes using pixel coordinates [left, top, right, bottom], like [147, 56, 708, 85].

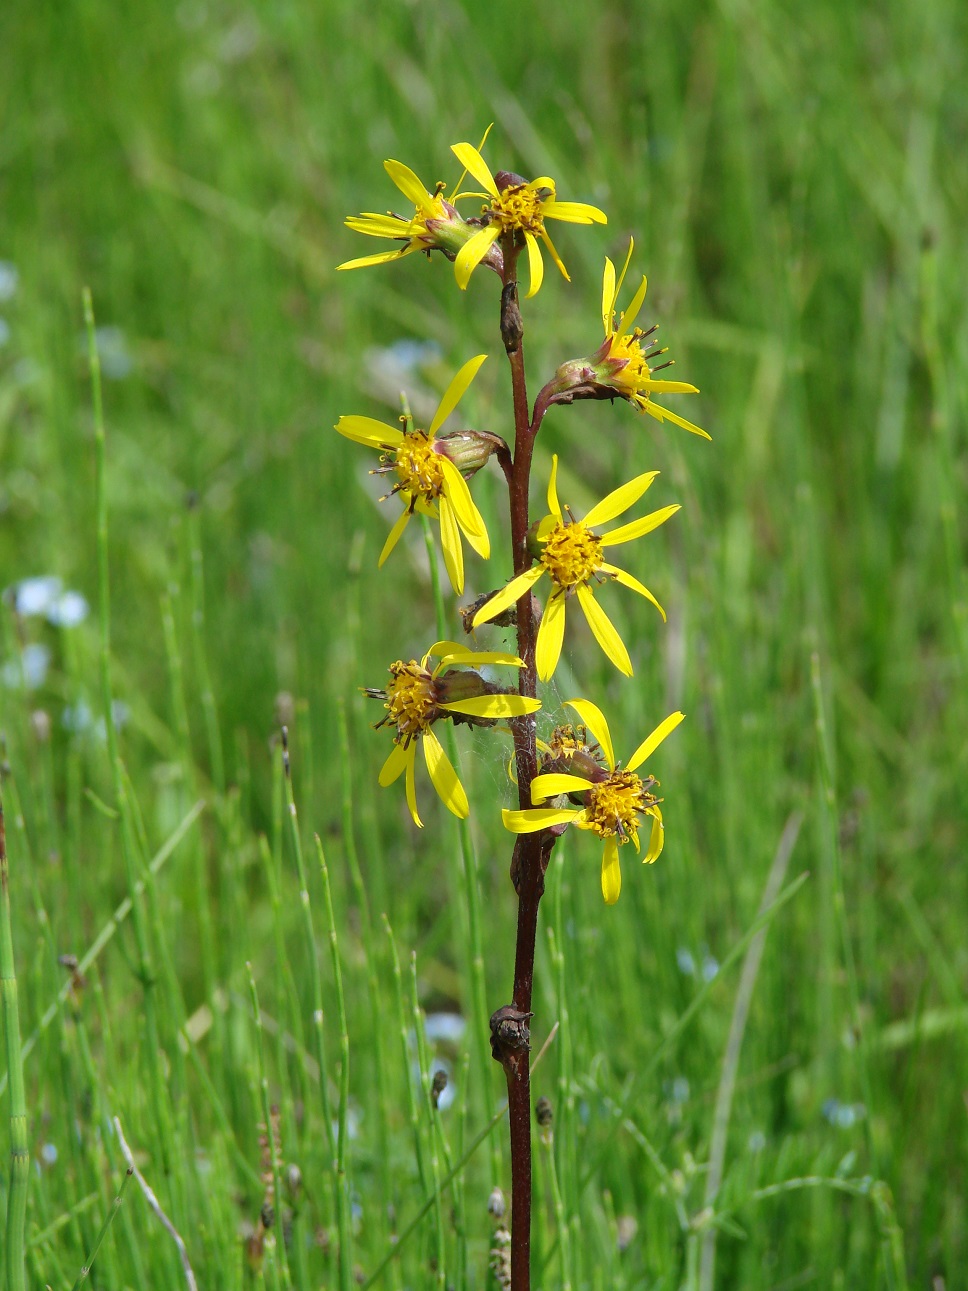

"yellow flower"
[472, 455, 679, 680]
[502, 701, 684, 904]
[338, 156, 499, 274]
[335, 355, 492, 595]
[366, 640, 542, 827]
[549, 240, 709, 439]
[449, 140, 607, 297]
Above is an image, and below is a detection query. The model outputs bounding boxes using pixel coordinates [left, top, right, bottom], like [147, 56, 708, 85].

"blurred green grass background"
[1, 0, 966, 1285]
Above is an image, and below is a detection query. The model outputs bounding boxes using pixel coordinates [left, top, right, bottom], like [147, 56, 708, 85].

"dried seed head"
[430, 1068, 448, 1109]
[535, 1096, 553, 1129]
[487, 1186, 506, 1220]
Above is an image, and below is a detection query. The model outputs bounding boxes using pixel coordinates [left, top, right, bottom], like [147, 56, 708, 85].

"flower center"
[384, 660, 438, 742]
[583, 770, 654, 843]
[392, 431, 446, 502]
[415, 189, 449, 227]
[490, 184, 546, 235]
[540, 521, 603, 588]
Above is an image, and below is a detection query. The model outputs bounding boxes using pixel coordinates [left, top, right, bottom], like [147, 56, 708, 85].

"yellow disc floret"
[539, 521, 604, 589]
[581, 770, 653, 842]
[489, 183, 547, 235]
[391, 431, 447, 502]
[384, 660, 438, 743]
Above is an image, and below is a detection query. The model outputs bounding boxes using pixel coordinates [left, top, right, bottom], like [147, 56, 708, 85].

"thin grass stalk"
[579, 871, 811, 1191]
[697, 811, 802, 1290]
[360, 1023, 558, 1291]
[409, 953, 447, 1290]
[810, 652, 880, 1175]
[535, 1111, 571, 1291]
[245, 964, 291, 1290]
[336, 699, 396, 1270]
[420, 514, 501, 1180]
[1, 795, 28, 1291]
[2, 800, 203, 1089]
[314, 834, 354, 1291]
[382, 916, 437, 1270]
[70, 1167, 134, 1289]
[277, 736, 339, 1280]
[160, 590, 218, 1008]
[187, 506, 225, 796]
[84, 288, 171, 1176]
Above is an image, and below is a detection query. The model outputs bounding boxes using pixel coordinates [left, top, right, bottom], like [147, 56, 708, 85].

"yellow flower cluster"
[336, 131, 705, 902]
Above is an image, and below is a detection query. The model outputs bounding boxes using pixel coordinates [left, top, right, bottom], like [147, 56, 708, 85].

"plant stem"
[496, 235, 553, 1291]
[1, 794, 29, 1291]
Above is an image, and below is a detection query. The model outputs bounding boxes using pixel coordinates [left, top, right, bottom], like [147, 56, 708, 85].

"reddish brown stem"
[493, 234, 554, 1291]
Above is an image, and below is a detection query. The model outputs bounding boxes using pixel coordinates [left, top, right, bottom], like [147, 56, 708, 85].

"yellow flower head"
[336, 355, 492, 595]
[338, 155, 501, 274]
[367, 640, 542, 827]
[472, 455, 679, 680]
[449, 140, 607, 298]
[503, 701, 684, 904]
[550, 240, 709, 439]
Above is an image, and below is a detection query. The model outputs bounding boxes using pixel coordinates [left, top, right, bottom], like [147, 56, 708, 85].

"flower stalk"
[337, 132, 705, 1289]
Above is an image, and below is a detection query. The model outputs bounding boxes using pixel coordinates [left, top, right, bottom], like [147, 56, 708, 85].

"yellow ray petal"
[344, 214, 415, 237]
[535, 590, 566, 682]
[563, 699, 614, 771]
[472, 566, 545, 627]
[531, 772, 594, 803]
[425, 640, 467, 666]
[639, 379, 700, 394]
[627, 712, 685, 773]
[599, 562, 666, 621]
[540, 226, 570, 281]
[429, 354, 488, 437]
[438, 495, 464, 594]
[547, 453, 563, 520]
[335, 415, 404, 449]
[524, 231, 544, 298]
[613, 238, 635, 318]
[601, 836, 622, 904]
[543, 200, 608, 224]
[337, 246, 419, 271]
[442, 694, 541, 718]
[439, 457, 489, 551]
[432, 644, 525, 668]
[405, 743, 423, 827]
[423, 728, 469, 818]
[502, 807, 579, 834]
[379, 740, 411, 787]
[450, 143, 500, 198]
[379, 507, 412, 568]
[601, 256, 617, 335]
[448, 123, 494, 197]
[384, 158, 431, 207]
[576, 584, 633, 676]
[644, 808, 664, 863]
[583, 471, 660, 528]
[599, 504, 681, 547]
[619, 275, 649, 335]
[454, 224, 502, 290]
[646, 403, 711, 440]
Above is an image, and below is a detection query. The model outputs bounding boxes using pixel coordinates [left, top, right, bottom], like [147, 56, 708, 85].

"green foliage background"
[1, 0, 966, 1285]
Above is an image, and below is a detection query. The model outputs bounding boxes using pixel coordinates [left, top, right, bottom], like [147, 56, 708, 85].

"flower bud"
[435, 667, 490, 706]
[436, 429, 506, 478]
